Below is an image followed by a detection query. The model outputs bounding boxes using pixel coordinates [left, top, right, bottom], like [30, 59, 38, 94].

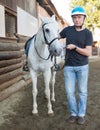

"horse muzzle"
[49, 43, 62, 56]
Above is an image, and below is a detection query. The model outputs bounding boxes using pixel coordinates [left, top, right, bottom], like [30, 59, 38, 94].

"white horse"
[26, 15, 64, 115]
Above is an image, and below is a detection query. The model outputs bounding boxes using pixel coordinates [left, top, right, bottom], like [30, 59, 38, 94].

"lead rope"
[52, 56, 64, 71]
[52, 46, 69, 71]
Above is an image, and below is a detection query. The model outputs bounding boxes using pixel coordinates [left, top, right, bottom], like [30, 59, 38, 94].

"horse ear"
[51, 15, 56, 21]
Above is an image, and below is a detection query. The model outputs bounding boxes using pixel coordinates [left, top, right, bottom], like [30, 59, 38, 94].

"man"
[59, 6, 93, 124]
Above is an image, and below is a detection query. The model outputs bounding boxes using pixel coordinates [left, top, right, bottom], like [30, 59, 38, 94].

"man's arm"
[66, 44, 92, 57]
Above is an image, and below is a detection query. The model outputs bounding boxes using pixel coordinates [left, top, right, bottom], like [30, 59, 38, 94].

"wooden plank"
[0, 51, 23, 60]
[0, 43, 20, 51]
[0, 80, 25, 102]
[0, 58, 22, 68]
[26, 78, 32, 86]
[0, 75, 23, 91]
[0, 68, 22, 84]
[0, 37, 17, 43]
[0, 62, 22, 75]
[17, 42, 25, 49]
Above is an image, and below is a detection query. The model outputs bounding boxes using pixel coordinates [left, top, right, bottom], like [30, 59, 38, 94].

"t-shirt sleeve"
[86, 30, 93, 46]
[60, 28, 67, 38]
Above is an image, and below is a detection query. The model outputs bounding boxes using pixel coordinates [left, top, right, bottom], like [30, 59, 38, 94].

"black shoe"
[23, 64, 29, 71]
[77, 116, 85, 125]
[67, 116, 77, 123]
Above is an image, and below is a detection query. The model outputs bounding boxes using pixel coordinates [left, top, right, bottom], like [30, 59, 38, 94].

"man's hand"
[66, 44, 77, 50]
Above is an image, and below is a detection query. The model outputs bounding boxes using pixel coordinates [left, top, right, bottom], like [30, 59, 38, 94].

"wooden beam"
[0, 62, 22, 75]
[0, 75, 23, 91]
[0, 58, 22, 68]
[0, 68, 22, 84]
[0, 51, 23, 60]
[0, 79, 32, 101]
[0, 43, 20, 51]
[0, 37, 17, 43]
[0, 80, 25, 101]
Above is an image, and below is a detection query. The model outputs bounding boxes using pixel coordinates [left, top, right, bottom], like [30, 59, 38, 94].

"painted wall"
[0, 5, 5, 37]
[17, 7, 38, 37]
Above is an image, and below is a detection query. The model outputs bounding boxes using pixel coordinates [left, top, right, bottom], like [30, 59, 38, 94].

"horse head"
[40, 15, 62, 56]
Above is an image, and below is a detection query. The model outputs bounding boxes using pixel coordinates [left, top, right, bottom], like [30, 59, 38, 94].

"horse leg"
[30, 69, 38, 114]
[51, 71, 56, 102]
[43, 69, 54, 115]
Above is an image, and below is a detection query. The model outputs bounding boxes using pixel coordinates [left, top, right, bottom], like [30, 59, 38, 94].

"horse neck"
[35, 29, 49, 55]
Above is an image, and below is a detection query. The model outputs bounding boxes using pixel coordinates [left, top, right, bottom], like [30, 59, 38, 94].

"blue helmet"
[71, 6, 86, 17]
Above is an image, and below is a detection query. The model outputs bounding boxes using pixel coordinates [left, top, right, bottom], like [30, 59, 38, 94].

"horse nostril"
[49, 47, 62, 56]
[54, 49, 61, 56]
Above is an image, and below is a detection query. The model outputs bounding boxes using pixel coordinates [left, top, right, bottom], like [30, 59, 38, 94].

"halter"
[34, 22, 59, 60]
[42, 23, 59, 46]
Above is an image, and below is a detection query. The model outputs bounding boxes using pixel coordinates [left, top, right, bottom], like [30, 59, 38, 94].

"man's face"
[72, 14, 85, 27]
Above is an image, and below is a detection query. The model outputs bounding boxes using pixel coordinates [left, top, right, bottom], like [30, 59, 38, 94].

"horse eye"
[45, 28, 49, 33]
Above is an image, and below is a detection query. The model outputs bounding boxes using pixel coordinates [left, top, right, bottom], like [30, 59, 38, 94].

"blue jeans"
[64, 65, 89, 117]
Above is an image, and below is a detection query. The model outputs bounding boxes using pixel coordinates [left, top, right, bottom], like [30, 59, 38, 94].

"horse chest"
[30, 59, 51, 71]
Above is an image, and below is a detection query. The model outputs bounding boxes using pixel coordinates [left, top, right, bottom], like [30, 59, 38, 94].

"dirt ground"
[0, 57, 100, 130]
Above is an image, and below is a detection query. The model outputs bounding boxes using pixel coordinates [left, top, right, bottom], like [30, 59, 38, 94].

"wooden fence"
[0, 42, 31, 101]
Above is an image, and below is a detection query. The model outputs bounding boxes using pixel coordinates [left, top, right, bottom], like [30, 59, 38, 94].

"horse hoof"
[51, 98, 55, 102]
[48, 110, 54, 116]
[32, 113, 39, 117]
[48, 112, 54, 117]
[32, 110, 39, 116]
